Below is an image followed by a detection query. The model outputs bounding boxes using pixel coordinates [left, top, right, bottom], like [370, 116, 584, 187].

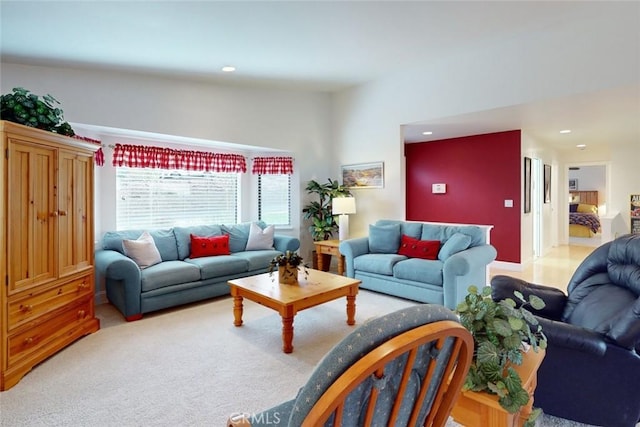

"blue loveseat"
[95, 222, 299, 321]
[339, 220, 497, 309]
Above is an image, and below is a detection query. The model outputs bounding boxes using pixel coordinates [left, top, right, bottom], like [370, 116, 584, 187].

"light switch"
[504, 199, 513, 207]
[432, 183, 446, 194]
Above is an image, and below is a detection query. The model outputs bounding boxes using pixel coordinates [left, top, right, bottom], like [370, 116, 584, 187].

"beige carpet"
[0, 290, 593, 426]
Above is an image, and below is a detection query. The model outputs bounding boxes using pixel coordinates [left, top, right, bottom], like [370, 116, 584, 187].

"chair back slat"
[388, 346, 419, 425]
[425, 336, 470, 426]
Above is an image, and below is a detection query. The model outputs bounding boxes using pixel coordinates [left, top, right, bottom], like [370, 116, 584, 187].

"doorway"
[566, 163, 608, 247]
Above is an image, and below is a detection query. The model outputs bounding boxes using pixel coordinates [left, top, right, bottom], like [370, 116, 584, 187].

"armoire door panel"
[7, 141, 57, 294]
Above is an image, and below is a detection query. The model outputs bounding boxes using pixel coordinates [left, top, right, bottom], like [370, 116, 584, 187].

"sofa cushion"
[438, 233, 472, 261]
[397, 235, 440, 260]
[421, 224, 485, 249]
[103, 228, 179, 261]
[375, 220, 422, 239]
[393, 258, 444, 286]
[185, 255, 249, 280]
[369, 224, 401, 254]
[231, 250, 283, 271]
[221, 222, 268, 253]
[354, 254, 405, 276]
[190, 234, 230, 258]
[174, 225, 223, 260]
[122, 231, 162, 269]
[245, 222, 275, 250]
[140, 260, 201, 292]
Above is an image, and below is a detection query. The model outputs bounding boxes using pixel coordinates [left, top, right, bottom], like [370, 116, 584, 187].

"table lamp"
[332, 196, 356, 240]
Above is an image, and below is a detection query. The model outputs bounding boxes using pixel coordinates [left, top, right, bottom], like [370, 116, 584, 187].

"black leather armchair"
[491, 234, 640, 427]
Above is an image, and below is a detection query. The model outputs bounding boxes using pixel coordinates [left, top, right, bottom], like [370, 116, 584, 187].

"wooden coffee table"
[228, 269, 360, 353]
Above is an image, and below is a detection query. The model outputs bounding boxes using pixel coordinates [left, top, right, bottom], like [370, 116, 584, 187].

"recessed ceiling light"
[221, 66, 236, 72]
[576, 144, 587, 150]
[422, 131, 433, 135]
[559, 129, 572, 134]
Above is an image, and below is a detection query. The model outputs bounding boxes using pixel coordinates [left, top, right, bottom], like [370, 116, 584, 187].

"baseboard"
[94, 291, 108, 305]
[490, 260, 523, 271]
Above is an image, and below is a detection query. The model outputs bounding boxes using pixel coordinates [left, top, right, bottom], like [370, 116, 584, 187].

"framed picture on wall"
[569, 178, 579, 190]
[544, 164, 551, 204]
[341, 162, 384, 188]
[524, 157, 531, 213]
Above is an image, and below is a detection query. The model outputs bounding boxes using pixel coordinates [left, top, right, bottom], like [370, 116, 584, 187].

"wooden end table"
[228, 269, 360, 353]
[451, 348, 546, 427]
[313, 239, 345, 275]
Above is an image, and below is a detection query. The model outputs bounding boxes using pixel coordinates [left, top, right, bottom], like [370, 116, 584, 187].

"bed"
[569, 191, 600, 237]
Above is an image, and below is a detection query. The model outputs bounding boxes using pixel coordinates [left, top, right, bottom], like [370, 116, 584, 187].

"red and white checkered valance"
[252, 156, 294, 175]
[112, 143, 247, 173]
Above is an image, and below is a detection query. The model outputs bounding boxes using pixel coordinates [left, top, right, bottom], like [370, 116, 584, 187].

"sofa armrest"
[273, 235, 300, 253]
[537, 317, 607, 356]
[442, 244, 497, 309]
[95, 249, 141, 281]
[95, 249, 143, 320]
[491, 275, 567, 321]
[339, 237, 370, 278]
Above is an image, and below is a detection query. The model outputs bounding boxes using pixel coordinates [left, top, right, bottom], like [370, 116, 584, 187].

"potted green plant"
[302, 178, 351, 242]
[268, 251, 309, 284]
[456, 285, 547, 426]
[1, 87, 75, 136]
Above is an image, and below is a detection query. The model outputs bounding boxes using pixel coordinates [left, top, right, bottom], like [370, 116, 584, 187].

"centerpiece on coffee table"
[269, 251, 309, 284]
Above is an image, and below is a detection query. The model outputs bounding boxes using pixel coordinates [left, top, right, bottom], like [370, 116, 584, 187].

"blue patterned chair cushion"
[286, 304, 460, 426]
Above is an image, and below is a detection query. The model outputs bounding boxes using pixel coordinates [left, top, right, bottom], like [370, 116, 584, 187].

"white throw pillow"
[122, 231, 162, 269]
[244, 222, 275, 251]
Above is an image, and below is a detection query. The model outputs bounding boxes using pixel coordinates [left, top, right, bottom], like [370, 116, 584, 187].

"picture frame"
[341, 162, 384, 189]
[569, 178, 578, 191]
[524, 157, 531, 213]
[544, 164, 551, 204]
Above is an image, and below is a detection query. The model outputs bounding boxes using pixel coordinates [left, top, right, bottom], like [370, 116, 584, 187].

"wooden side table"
[451, 348, 545, 427]
[313, 239, 345, 275]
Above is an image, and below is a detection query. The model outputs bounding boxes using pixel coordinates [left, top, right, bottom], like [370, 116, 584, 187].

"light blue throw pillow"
[369, 224, 401, 253]
[438, 233, 472, 261]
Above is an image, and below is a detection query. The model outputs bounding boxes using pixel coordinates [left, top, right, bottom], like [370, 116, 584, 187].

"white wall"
[2, 3, 638, 265]
[332, 6, 639, 260]
[0, 62, 334, 259]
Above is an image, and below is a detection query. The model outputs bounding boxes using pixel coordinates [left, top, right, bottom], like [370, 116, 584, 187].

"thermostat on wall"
[432, 183, 447, 194]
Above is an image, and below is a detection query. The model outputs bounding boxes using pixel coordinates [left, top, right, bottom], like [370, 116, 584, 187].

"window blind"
[116, 167, 239, 230]
[258, 174, 291, 226]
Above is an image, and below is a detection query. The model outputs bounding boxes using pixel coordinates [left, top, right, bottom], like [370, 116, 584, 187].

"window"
[116, 167, 239, 229]
[258, 174, 291, 226]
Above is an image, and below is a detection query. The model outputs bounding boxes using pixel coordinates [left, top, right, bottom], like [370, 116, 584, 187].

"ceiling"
[1, 1, 639, 151]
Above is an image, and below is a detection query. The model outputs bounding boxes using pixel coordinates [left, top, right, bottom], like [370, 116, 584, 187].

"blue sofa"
[95, 222, 300, 321]
[339, 220, 497, 309]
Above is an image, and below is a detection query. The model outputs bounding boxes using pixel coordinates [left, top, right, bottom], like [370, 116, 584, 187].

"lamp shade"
[332, 197, 356, 215]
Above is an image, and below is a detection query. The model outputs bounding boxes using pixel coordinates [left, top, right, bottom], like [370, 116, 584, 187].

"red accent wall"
[405, 130, 521, 263]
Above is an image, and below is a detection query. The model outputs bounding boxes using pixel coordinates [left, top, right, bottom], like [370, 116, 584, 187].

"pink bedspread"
[570, 213, 601, 233]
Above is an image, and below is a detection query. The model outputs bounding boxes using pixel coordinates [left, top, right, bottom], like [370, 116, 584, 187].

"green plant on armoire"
[1, 87, 75, 136]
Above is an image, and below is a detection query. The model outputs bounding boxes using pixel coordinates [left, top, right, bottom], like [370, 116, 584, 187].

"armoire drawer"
[7, 297, 93, 367]
[7, 275, 93, 331]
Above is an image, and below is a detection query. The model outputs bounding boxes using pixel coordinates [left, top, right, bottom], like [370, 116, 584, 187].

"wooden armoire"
[0, 120, 100, 390]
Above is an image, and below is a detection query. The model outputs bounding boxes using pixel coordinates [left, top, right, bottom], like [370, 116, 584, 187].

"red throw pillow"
[190, 234, 230, 258]
[397, 235, 440, 260]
